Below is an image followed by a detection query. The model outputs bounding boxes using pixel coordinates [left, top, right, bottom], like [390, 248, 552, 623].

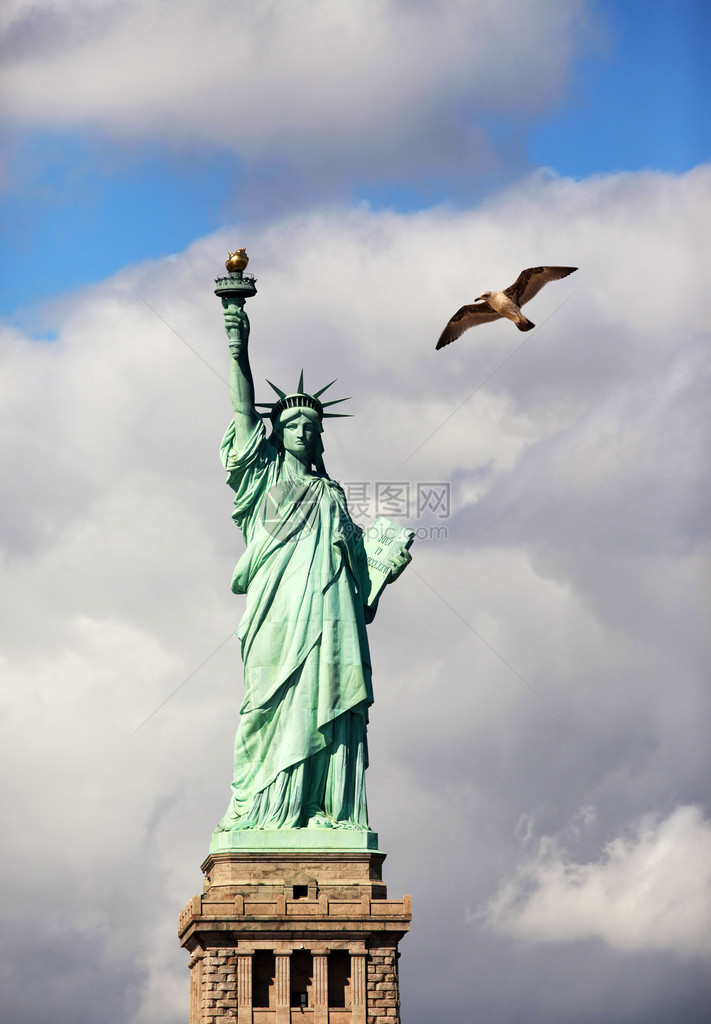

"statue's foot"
[333, 820, 368, 831]
[306, 813, 333, 829]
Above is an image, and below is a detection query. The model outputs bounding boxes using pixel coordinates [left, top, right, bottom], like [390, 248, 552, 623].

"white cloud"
[1, 164, 710, 1022]
[481, 805, 711, 959]
[0, 0, 592, 181]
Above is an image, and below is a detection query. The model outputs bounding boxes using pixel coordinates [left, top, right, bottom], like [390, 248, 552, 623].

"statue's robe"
[217, 420, 374, 830]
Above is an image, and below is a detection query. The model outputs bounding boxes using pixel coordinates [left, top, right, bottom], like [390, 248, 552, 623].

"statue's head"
[273, 406, 324, 465]
[255, 373, 351, 474]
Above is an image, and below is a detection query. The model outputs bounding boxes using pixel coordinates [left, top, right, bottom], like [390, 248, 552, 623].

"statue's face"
[281, 412, 320, 459]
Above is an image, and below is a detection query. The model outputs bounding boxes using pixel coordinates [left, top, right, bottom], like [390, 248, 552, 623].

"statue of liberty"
[214, 295, 411, 834]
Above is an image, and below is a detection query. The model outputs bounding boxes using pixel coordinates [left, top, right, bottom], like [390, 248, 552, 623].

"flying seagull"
[435, 265, 578, 350]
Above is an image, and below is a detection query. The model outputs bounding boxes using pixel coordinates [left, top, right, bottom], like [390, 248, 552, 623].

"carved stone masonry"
[179, 849, 411, 1024]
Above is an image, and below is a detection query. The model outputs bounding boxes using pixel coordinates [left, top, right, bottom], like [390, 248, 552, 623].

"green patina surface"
[210, 828, 380, 853]
[212, 268, 411, 848]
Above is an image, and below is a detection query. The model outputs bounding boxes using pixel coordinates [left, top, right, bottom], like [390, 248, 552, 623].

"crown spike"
[266, 379, 287, 399]
[312, 379, 337, 398]
[321, 396, 351, 408]
[259, 374, 351, 423]
[322, 412, 353, 419]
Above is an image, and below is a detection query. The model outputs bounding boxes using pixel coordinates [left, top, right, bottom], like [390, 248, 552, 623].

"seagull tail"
[516, 317, 535, 332]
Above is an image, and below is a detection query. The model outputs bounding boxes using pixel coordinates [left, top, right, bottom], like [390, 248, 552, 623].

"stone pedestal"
[179, 837, 411, 1024]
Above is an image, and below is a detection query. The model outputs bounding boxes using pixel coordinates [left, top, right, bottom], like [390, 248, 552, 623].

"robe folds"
[217, 420, 374, 830]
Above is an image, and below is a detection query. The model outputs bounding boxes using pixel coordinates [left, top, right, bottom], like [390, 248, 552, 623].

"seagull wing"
[505, 266, 578, 307]
[435, 303, 502, 349]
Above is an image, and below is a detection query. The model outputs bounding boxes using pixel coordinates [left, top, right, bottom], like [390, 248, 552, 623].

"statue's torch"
[214, 248, 258, 327]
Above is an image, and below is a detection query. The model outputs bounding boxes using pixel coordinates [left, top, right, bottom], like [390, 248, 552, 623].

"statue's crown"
[255, 371, 351, 423]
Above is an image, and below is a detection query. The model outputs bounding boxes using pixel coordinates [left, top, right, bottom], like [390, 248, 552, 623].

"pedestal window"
[327, 950, 351, 1008]
[290, 949, 313, 1008]
[252, 950, 275, 1009]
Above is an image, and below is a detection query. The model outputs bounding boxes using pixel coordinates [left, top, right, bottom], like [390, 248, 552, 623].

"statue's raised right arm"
[222, 298, 259, 449]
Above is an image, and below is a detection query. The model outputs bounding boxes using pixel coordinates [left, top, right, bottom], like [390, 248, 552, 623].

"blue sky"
[1, 0, 708, 323]
[530, 0, 711, 175]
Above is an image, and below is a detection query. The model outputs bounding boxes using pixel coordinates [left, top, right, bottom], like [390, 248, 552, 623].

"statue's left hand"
[387, 546, 412, 583]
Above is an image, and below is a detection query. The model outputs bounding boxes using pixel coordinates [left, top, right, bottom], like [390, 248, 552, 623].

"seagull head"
[476, 290, 492, 302]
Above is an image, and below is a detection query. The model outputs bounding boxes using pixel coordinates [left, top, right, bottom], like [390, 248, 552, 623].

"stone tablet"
[362, 518, 415, 605]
